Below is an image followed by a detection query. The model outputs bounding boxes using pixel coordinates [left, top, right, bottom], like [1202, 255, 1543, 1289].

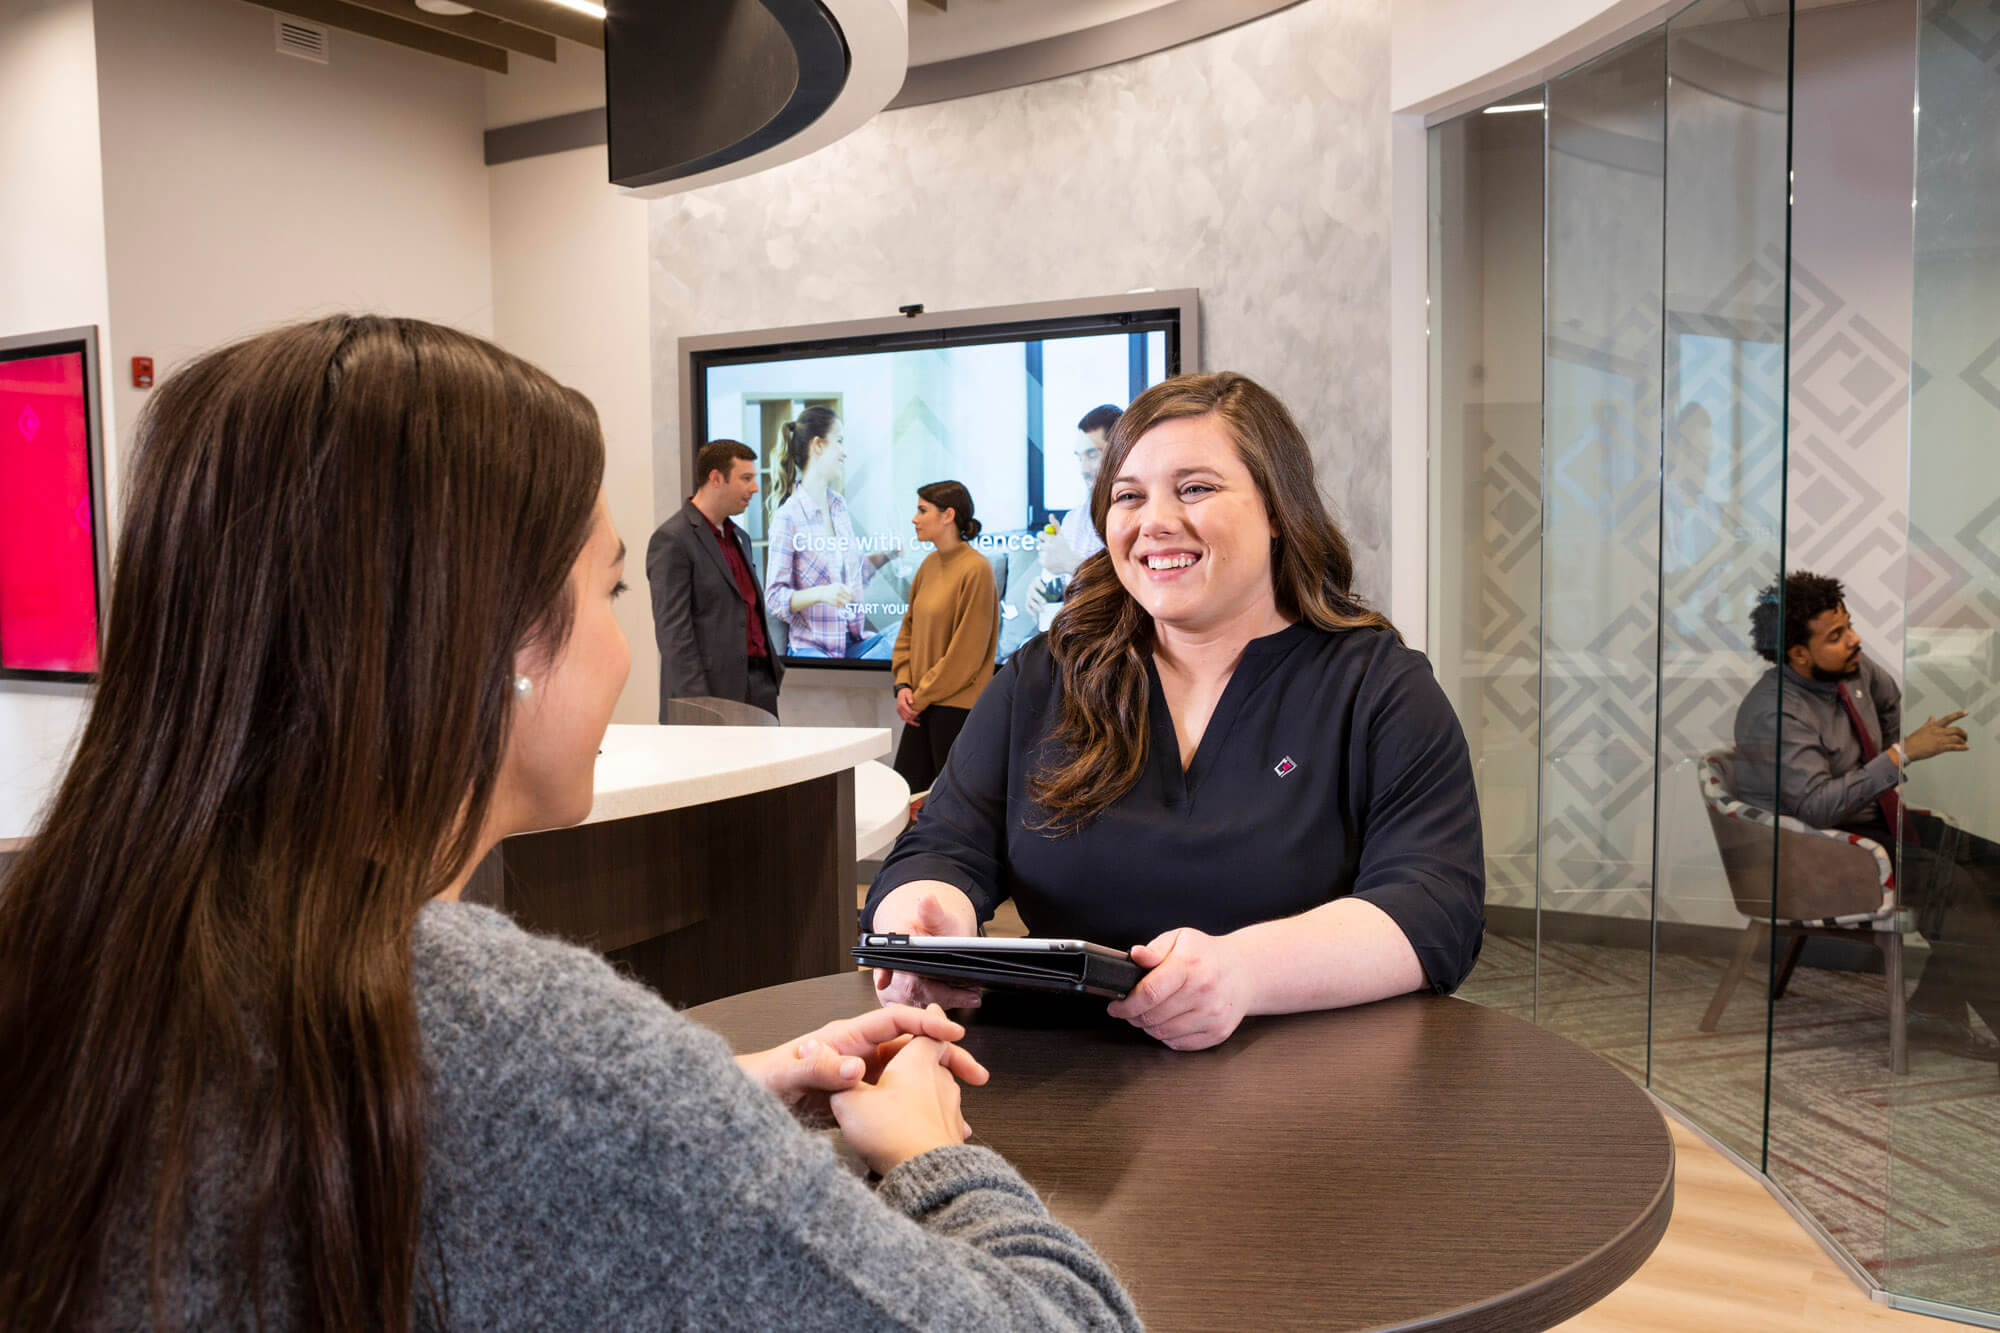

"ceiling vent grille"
[274, 14, 329, 64]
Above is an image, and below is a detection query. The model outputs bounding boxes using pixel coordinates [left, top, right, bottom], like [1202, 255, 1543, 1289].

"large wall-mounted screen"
[0, 330, 106, 682]
[689, 301, 1187, 669]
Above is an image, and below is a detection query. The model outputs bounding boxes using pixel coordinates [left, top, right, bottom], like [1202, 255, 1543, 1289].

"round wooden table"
[689, 972, 1673, 1333]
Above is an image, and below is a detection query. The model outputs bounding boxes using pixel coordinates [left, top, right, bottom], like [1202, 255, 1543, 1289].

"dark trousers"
[892, 704, 969, 794]
[1861, 812, 2000, 1033]
[745, 656, 781, 718]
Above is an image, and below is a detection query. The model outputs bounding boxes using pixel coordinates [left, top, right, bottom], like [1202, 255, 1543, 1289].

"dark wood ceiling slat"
[336, 0, 558, 61]
[241, 0, 511, 71]
[455, 0, 603, 50]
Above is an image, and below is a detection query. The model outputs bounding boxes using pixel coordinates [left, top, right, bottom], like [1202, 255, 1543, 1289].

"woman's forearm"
[870, 880, 977, 934]
[1226, 897, 1426, 1015]
[789, 588, 819, 613]
[764, 543, 797, 620]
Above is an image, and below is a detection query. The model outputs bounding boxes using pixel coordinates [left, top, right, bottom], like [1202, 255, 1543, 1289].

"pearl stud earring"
[513, 674, 533, 700]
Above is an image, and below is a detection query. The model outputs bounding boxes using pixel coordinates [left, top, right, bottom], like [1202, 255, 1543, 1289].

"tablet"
[852, 933, 1144, 1000]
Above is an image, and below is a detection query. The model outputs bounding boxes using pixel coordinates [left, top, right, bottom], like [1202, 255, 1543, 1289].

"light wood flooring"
[1557, 1118, 1928, 1330]
[858, 887, 1931, 1328]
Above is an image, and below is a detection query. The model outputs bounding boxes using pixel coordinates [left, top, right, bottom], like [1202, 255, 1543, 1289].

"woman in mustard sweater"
[892, 481, 1000, 791]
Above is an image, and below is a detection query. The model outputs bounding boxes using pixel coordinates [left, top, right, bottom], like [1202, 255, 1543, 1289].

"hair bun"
[964, 517, 983, 540]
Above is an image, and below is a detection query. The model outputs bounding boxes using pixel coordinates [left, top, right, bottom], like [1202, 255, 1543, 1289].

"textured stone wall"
[647, 0, 1393, 613]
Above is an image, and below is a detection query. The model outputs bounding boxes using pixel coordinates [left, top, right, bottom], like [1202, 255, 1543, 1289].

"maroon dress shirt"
[703, 512, 767, 659]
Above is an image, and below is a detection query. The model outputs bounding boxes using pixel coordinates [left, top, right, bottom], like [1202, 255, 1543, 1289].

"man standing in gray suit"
[647, 439, 784, 719]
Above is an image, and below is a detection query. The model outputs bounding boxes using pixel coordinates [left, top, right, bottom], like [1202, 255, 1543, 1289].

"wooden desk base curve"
[691, 971, 1674, 1333]
[470, 770, 855, 1009]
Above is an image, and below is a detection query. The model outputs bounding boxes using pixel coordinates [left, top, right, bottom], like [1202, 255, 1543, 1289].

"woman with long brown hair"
[763, 407, 897, 658]
[866, 372, 1485, 1051]
[0, 317, 1137, 1330]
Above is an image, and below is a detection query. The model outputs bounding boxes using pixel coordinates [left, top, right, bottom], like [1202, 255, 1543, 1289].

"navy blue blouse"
[864, 623, 1487, 993]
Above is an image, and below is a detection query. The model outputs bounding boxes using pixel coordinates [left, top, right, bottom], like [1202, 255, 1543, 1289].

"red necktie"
[1836, 681, 1908, 841]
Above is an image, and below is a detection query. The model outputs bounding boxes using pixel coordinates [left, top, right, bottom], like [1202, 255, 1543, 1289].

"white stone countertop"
[0, 724, 891, 849]
[563, 723, 892, 830]
[854, 760, 912, 861]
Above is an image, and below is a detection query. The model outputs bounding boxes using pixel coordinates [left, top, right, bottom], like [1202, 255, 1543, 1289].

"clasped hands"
[735, 1002, 988, 1175]
[872, 889, 1253, 1052]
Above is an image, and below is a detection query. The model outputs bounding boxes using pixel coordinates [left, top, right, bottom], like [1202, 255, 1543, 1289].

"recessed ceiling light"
[414, 0, 476, 13]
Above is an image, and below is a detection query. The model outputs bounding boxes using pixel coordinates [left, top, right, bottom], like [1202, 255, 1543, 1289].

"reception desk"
[469, 723, 890, 1008]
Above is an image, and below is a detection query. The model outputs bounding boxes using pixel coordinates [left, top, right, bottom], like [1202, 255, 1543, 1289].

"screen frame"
[678, 289, 1200, 673]
[0, 324, 109, 686]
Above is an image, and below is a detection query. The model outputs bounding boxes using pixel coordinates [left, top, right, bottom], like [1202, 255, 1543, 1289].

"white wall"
[486, 145, 657, 724]
[1390, 0, 1675, 117]
[0, 0, 115, 843]
[92, 0, 495, 468]
[485, 35, 602, 127]
[5, 0, 500, 837]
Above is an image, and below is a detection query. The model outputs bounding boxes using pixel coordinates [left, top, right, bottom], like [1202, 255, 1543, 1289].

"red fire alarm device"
[132, 356, 154, 389]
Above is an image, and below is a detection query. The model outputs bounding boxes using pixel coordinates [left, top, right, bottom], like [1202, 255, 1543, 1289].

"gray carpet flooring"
[1458, 931, 2000, 1313]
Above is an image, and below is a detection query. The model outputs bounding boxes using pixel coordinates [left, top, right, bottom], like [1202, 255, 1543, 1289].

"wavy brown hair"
[0, 316, 603, 1329]
[1032, 372, 1396, 831]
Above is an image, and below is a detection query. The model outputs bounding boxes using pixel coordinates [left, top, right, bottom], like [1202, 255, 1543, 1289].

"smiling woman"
[1053, 380, 1396, 818]
[865, 373, 1487, 1051]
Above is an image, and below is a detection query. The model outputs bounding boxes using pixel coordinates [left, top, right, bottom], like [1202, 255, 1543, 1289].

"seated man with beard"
[1733, 570, 1995, 1062]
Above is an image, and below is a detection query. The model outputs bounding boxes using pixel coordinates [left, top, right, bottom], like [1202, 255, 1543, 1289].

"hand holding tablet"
[1106, 927, 1254, 1051]
[868, 886, 986, 1009]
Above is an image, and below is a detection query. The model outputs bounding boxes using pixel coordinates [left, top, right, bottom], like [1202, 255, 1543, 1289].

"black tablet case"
[852, 934, 1143, 999]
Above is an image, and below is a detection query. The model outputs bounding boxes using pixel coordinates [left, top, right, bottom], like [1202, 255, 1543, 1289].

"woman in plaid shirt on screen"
[765, 407, 873, 657]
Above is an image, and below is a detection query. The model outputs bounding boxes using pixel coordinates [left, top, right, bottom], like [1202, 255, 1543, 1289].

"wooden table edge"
[1381, 1119, 1675, 1332]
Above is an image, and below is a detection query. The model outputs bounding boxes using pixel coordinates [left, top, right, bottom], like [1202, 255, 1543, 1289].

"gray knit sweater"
[93, 902, 1141, 1330]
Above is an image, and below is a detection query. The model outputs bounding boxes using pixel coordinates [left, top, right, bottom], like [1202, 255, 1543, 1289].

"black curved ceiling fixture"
[605, 0, 851, 191]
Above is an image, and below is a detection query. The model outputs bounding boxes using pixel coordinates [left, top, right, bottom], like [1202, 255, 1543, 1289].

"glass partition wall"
[1893, 1, 2000, 1318]
[1537, 32, 1667, 1083]
[1427, 89, 1544, 1022]
[1429, 0, 2000, 1320]
[1652, 0, 1793, 1174]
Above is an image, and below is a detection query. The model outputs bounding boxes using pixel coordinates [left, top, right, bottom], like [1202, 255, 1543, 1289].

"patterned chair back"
[1697, 749, 1895, 927]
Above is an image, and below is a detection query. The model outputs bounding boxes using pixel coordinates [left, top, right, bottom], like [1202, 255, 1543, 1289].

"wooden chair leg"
[1702, 921, 1768, 1033]
[1772, 933, 1808, 1000]
[1884, 929, 1907, 1075]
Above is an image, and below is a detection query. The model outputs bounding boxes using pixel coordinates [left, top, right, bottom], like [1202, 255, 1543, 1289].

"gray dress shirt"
[1732, 652, 1902, 831]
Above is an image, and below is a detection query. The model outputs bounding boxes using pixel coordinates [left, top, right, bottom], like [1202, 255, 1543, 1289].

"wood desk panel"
[482, 770, 854, 1009]
[692, 971, 1673, 1333]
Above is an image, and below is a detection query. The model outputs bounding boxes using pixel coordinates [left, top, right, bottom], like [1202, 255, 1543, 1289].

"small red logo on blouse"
[1274, 756, 1297, 777]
